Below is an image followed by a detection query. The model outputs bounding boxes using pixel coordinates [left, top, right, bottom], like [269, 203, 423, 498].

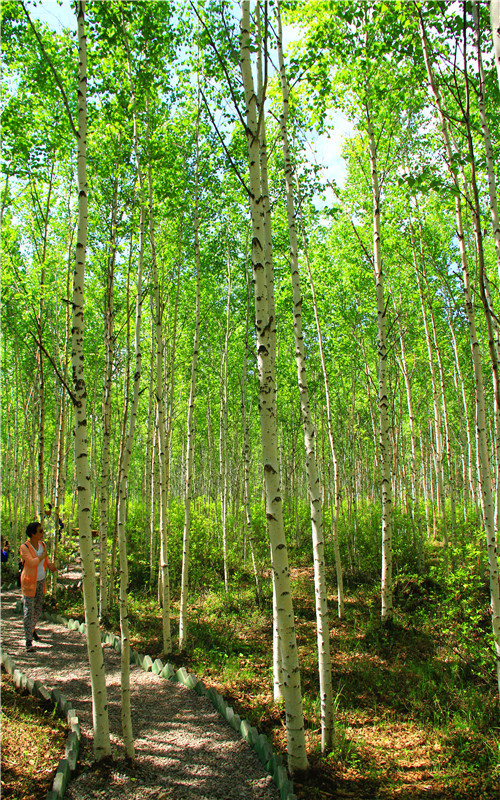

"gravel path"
[1, 586, 281, 800]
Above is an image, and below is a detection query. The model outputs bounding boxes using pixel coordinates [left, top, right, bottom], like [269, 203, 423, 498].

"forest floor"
[3, 558, 500, 800]
[1, 668, 68, 800]
[157, 565, 500, 800]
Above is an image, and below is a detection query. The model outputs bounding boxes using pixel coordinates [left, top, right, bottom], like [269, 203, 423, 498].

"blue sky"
[30, 0, 76, 31]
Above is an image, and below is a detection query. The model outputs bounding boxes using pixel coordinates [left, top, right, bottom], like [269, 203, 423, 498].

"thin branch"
[188, 0, 249, 135]
[19, 0, 78, 140]
[325, 176, 375, 267]
[28, 330, 78, 405]
[255, 0, 269, 142]
[199, 87, 252, 196]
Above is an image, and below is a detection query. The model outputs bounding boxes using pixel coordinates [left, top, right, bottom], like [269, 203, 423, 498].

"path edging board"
[1, 647, 81, 800]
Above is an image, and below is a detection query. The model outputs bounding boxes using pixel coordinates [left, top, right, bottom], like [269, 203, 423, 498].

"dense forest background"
[2, 0, 500, 793]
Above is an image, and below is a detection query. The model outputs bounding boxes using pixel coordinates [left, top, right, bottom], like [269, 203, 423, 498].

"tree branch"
[28, 330, 78, 406]
[199, 87, 252, 197]
[188, 0, 249, 135]
[19, 0, 78, 140]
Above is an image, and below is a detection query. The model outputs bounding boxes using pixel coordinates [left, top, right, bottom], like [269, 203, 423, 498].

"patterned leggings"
[23, 580, 44, 643]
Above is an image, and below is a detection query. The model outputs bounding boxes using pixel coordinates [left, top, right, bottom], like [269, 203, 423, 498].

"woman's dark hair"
[26, 521, 41, 539]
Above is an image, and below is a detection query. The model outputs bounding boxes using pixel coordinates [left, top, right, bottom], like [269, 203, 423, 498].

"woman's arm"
[20, 542, 47, 569]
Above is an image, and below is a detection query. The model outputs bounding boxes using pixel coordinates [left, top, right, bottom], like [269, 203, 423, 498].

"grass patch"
[1, 669, 68, 800]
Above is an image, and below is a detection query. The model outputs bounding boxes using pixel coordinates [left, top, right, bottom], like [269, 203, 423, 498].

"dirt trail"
[1, 586, 280, 800]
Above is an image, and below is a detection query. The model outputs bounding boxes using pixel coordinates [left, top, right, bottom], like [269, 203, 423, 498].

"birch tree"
[296, 194, 345, 618]
[241, 249, 261, 601]
[285, 0, 404, 623]
[17, 0, 112, 758]
[115, 210, 144, 761]
[98, 178, 118, 618]
[72, 0, 111, 759]
[365, 110, 394, 624]
[179, 105, 202, 652]
[472, 0, 500, 285]
[276, 0, 334, 751]
[240, 0, 308, 772]
[149, 163, 172, 656]
[52, 220, 74, 594]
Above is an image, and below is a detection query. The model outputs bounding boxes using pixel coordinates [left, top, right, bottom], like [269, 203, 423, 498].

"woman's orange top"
[20, 541, 49, 597]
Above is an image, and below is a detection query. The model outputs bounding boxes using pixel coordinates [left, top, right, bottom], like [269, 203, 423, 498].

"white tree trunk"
[179, 108, 202, 652]
[36, 165, 54, 522]
[220, 256, 231, 593]
[276, 0, 334, 751]
[159, 428, 172, 651]
[240, 1, 308, 773]
[473, 0, 500, 285]
[117, 10, 150, 756]
[272, 575, 284, 702]
[52, 224, 72, 591]
[296, 193, 344, 618]
[147, 154, 172, 655]
[393, 309, 424, 571]
[241, 252, 261, 601]
[149, 411, 157, 586]
[51, 386, 66, 593]
[109, 272, 131, 609]
[366, 113, 393, 624]
[99, 181, 117, 618]
[116, 206, 144, 762]
[254, 9, 292, 713]
[447, 312, 477, 510]
[410, 218, 447, 551]
[159, 233, 182, 652]
[72, 1, 111, 760]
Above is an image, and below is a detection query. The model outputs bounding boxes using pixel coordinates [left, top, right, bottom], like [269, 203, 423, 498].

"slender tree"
[240, 0, 308, 772]
[71, 0, 111, 759]
[276, 0, 334, 751]
[179, 104, 202, 652]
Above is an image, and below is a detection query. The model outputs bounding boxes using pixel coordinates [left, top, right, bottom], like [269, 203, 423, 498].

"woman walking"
[20, 521, 57, 652]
